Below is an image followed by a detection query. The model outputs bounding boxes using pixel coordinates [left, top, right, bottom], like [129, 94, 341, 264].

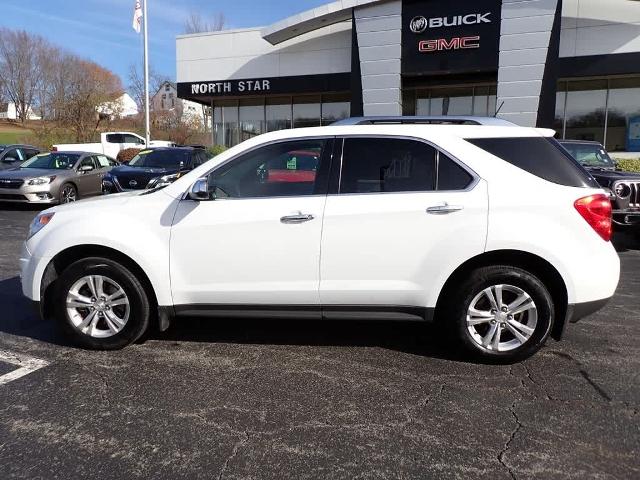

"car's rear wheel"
[59, 183, 77, 204]
[54, 257, 151, 350]
[445, 266, 554, 363]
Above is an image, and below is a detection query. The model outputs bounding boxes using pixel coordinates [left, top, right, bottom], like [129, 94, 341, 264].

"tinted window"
[123, 134, 144, 144]
[209, 140, 327, 198]
[340, 138, 436, 194]
[25, 149, 39, 159]
[129, 150, 190, 169]
[438, 153, 473, 190]
[106, 134, 124, 143]
[466, 137, 599, 188]
[193, 151, 207, 168]
[79, 156, 97, 170]
[3, 148, 20, 161]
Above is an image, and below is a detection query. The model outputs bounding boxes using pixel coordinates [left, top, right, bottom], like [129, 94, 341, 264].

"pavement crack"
[217, 430, 249, 480]
[498, 401, 522, 480]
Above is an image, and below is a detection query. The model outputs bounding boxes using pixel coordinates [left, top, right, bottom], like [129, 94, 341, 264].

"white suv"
[20, 118, 620, 362]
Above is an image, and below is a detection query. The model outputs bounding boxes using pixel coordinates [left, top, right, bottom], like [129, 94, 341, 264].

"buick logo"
[410, 16, 427, 34]
[129, 180, 138, 187]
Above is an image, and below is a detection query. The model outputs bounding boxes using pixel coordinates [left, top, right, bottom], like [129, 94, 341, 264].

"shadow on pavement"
[0, 202, 48, 212]
[0, 274, 466, 361]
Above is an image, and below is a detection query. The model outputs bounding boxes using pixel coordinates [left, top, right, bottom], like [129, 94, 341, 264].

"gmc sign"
[401, 0, 501, 76]
[418, 36, 480, 53]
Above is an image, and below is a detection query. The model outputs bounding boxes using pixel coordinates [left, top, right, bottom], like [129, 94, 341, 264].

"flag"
[132, 0, 143, 33]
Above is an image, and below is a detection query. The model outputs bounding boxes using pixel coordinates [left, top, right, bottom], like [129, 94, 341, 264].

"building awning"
[261, 0, 386, 45]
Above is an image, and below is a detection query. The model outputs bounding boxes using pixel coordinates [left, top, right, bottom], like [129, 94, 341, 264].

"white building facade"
[176, 0, 640, 152]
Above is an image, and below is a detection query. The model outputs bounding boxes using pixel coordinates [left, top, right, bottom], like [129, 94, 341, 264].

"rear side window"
[340, 138, 436, 193]
[466, 137, 598, 188]
[438, 153, 473, 190]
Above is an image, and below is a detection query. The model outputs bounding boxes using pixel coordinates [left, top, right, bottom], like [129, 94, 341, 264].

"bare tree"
[183, 11, 225, 34]
[0, 28, 46, 123]
[128, 63, 170, 113]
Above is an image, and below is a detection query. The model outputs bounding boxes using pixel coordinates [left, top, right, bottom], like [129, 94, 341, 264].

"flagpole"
[142, 0, 150, 146]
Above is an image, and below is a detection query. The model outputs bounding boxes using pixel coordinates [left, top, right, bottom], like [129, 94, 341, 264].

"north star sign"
[190, 79, 271, 95]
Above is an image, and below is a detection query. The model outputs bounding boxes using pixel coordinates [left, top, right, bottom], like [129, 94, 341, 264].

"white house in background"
[0, 102, 41, 120]
[98, 93, 139, 119]
[151, 81, 205, 125]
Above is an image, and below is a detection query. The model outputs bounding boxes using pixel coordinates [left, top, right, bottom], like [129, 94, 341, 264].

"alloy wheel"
[61, 185, 77, 203]
[466, 284, 538, 352]
[65, 275, 130, 338]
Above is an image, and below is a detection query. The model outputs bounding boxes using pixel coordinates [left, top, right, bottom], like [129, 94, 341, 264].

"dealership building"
[176, 0, 640, 152]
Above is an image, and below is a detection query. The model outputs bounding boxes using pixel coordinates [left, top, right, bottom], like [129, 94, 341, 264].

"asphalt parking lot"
[0, 205, 638, 480]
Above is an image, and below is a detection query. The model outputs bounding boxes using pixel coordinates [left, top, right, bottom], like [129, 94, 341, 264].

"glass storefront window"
[564, 80, 608, 144]
[239, 99, 265, 142]
[606, 78, 640, 152]
[321, 93, 350, 125]
[293, 96, 321, 128]
[266, 97, 292, 132]
[415, 85, 495, 116]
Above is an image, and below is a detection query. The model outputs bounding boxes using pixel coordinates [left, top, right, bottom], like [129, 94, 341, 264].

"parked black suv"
[102, 146, 210, 193]
[559, 140, 640, 234]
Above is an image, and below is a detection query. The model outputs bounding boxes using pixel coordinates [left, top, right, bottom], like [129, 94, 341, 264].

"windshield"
[128, 149, 190, 169]
[560, 143, 615, 168]
[21, 153, 79, 170]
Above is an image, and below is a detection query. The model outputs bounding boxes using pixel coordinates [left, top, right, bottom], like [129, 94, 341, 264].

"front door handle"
[426, 203, 464, 215]
[280, 212, 315, 224]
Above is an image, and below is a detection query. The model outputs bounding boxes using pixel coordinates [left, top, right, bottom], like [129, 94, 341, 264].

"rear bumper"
[566, 297, 611, 324]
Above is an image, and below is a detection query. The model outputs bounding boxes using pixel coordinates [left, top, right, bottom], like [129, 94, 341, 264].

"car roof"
[558, 139, 602, 145]
[0, 144, 40, 149]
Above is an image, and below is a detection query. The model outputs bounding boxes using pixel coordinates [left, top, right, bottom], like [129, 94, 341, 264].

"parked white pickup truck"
[53, 132, 175, 158]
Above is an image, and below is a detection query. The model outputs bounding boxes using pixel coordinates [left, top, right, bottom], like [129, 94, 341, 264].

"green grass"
[0, 131, 37, 145]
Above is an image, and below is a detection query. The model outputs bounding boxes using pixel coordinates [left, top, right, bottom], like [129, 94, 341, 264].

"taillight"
[574, 194, 612, 242]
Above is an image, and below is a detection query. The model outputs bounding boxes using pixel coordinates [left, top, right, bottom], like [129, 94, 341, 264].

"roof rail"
[331, 116, 517, 127]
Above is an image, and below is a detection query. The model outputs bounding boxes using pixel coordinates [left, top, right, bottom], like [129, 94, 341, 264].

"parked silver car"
[0, 151, 117, 204]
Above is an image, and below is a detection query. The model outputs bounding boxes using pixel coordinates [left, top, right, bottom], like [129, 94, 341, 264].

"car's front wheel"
[54, 257, 151, 350]
[445, 266, 554, 363]
[59, 183, 78, 204]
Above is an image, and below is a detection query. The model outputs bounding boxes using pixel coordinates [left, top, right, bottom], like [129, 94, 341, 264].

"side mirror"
[188, 177, 211, 201]
[79, 164, 94, 173]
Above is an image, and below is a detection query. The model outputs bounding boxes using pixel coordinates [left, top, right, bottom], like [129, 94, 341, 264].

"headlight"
[614, 182, 631, 199]
[147, 173, 179, 189]
[27, 176, 56, 186]
[27, 212, 55, 239]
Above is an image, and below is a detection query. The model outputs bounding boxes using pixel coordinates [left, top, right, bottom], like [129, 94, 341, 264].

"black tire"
[443, 266, 554, 363]
[53, 257, 151, 350]
[59, 183, 78, 204]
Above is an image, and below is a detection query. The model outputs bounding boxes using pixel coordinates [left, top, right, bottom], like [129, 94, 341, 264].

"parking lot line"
[0, 350, 49, 386]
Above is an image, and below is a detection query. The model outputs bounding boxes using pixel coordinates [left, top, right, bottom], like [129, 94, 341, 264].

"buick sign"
[410, 16, 428, 34]
[129, 180, 138, 187]
[409, 12, 492, 33]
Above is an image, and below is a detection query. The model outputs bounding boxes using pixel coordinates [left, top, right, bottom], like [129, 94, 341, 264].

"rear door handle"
[426, 203, 464, 215]
[280, 212, 315, 224]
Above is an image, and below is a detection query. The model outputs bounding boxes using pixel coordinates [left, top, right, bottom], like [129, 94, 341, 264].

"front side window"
[106, 134, 124, 143]
[208, 139, 328, 199]
[339, 138, 437, 194]
[96, 155, 113, 168]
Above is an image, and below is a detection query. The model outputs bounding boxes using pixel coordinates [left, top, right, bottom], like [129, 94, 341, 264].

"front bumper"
[612, 210, 640, 227]
[0, 185, 57, 203]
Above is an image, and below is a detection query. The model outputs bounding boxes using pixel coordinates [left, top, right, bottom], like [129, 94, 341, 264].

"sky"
[1, 0, 328, 88]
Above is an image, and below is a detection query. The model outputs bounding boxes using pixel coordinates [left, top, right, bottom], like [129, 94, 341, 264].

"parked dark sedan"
[102, 146, 210, 193]
[0, 144, 40, 170]
[559, 140, 640, 235]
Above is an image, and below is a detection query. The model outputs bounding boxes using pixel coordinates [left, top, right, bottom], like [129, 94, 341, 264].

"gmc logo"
[418, 36, 480, 53]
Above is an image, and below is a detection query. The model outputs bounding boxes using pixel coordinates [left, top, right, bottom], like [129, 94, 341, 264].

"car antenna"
[494, 100, 505, 117]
